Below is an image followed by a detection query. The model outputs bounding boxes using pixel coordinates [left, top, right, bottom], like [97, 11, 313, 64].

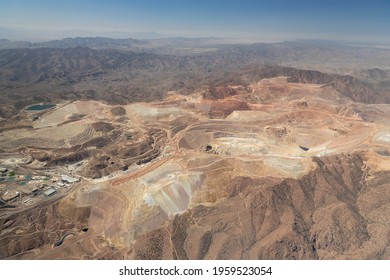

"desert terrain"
[1, 39, 390, 259]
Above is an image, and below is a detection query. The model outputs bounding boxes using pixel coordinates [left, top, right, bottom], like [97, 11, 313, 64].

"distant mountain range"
[0, 36, 390, 118]
[0, 27, 167, 41]
[2, 36, 390, 68]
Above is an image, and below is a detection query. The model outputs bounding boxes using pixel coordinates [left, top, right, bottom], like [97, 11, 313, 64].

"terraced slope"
[1, 76, 390, 260]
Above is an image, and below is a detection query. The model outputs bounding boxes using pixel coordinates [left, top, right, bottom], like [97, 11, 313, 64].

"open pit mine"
[1, 76, 390, 260]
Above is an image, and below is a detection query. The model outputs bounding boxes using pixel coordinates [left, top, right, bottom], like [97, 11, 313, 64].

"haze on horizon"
[0, 0, 390, 43]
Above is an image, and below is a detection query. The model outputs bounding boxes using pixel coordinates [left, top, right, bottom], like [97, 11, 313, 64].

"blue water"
[26, 104, 55, 111]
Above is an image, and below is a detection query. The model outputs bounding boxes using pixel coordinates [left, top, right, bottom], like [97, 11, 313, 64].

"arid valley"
[1, 38, 390, 260]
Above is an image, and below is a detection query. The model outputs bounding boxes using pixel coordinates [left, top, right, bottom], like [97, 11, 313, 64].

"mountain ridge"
[0, 46, 387, 118]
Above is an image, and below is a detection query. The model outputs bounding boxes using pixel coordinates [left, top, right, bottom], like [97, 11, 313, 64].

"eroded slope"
[1, 77, 390, 260]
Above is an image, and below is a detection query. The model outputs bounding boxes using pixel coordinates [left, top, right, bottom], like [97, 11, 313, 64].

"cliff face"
[129, 152, 389, 260]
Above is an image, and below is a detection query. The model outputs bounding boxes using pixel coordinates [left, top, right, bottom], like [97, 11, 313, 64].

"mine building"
[1, 190, 20, 202]
[43, 188, 56, 197]
[61, 175, 80, 184]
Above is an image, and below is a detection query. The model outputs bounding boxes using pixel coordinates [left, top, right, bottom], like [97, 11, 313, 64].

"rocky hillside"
[130, 152, 389, 260]
[0, 43, 389, 118]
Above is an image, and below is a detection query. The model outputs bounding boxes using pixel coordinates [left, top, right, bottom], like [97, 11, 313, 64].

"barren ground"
[1, 77, 390, 259]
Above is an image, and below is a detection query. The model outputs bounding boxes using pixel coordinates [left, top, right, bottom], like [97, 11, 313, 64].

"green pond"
[26, 104, 55, 110]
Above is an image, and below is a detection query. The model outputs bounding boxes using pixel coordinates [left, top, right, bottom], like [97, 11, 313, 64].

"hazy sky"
[1, 0, 389, 42]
